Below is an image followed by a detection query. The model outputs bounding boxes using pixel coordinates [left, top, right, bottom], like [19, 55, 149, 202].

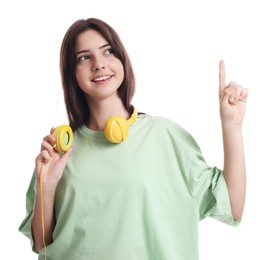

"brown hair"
[60, 18, 135, 130]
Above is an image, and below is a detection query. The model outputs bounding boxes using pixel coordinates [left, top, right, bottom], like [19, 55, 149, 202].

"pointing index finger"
[219, 60, 226, 97]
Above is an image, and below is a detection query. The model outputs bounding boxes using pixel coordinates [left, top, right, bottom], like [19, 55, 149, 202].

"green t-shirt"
[19, 115, 239, 260]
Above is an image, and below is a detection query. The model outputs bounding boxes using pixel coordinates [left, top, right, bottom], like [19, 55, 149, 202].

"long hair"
[60, 18, 135, 130]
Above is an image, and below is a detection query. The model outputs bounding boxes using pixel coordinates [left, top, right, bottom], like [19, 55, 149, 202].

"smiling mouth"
[92, 75, 112, 82]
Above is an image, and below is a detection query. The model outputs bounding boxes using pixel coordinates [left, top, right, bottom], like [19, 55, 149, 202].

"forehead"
[75, 29, 108, 51]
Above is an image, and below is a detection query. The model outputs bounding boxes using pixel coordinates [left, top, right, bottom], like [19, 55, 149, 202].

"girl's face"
[75, 29, 124, 103]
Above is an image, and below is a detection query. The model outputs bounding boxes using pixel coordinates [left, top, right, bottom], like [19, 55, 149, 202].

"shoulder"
[138, 114, 181, 128]
[145, 115, 192, 136]
[138, 114, 200, 149]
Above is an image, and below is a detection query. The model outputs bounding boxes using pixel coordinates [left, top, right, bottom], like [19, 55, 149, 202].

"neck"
[87, 99, 130, 131]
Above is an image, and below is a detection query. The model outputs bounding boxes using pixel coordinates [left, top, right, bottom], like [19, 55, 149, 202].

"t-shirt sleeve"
[18, 172, 39, 253]
[158, 117, 240, 226]
[187, 139, 240, 227]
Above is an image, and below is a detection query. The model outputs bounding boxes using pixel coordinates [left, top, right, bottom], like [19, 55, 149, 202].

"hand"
[219, 60, 248, 126]
[35, 128, 73, 189]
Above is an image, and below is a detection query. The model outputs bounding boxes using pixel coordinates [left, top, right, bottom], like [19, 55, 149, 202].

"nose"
[93, 65, 105, 71]
[91, 57, 106, 71]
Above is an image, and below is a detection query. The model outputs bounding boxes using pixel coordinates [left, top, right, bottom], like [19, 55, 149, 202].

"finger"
[41, 140, 57, 157]
[221, 87, 231, 104]
[43, 134, 56, 147]
[228, 82, 242, 105]
[239, 88, 249, 102]
[235, 84, 243, 103]
[36, 150, 52, 164]
[59, 146, 74, 164]
[219, 60, 226, 97]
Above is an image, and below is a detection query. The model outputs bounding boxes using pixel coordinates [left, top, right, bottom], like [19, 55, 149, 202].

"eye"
[105, 48, 114, 55]
[77, 55, 90, 62]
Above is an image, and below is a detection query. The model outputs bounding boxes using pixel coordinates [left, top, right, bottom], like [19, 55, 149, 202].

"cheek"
[75, 68, 85, 85]
[116, 60, 125, 81]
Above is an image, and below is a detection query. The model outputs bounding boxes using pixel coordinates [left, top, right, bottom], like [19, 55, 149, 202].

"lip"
[91, 75, 113, 83]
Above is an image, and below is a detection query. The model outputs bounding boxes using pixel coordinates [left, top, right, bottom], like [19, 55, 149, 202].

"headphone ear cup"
[53, 125, 73, 152]
[104, 116, 129, 143]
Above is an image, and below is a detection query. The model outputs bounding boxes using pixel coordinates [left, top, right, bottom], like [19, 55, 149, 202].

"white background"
[1, 0, 272, 259]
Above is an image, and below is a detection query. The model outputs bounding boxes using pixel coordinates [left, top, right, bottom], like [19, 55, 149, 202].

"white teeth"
[93, 75, 111, 82]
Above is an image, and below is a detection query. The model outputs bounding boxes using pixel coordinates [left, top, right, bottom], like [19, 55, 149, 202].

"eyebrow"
[76, 43, 111, 55]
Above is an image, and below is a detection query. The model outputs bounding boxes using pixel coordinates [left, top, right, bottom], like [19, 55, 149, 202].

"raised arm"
[218, 60, 248, 221]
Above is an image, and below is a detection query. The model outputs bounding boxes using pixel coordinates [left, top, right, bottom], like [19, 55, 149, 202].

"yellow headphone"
[104, 107, 137, 143]
[53, 125, 74, 152]
[53, 107, 137, 150]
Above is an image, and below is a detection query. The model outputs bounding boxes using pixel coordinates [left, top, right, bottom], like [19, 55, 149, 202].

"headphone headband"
[127, 107, 137, 126]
